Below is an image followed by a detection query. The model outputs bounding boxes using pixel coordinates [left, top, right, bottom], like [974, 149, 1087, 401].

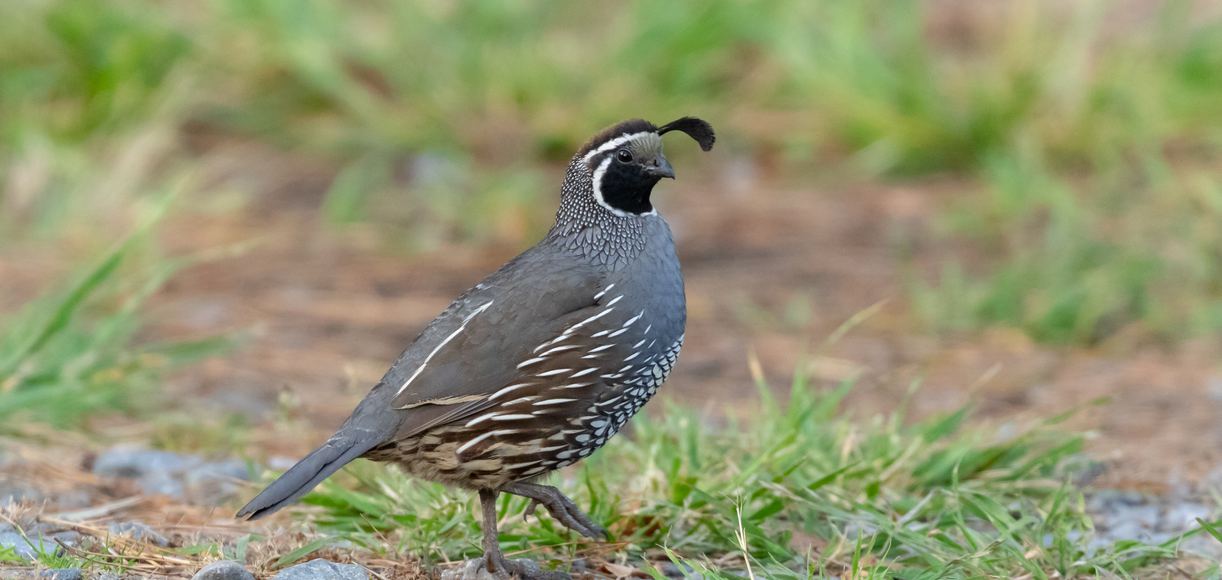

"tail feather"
[236, 430, 382, 520]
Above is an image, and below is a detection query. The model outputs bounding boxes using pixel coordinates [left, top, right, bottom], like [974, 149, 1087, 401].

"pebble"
[0, 572, 80, 580]
[39, 570, 83, 580]
[656, 561, 697, 578]
[439, 558, 569, 580]
[0, 525, 78, 561]
[91, 445, 250, 502]
[201, 389, 275, 419]
[0, 484, 91, 511]
[0, 573, 84, 580]
[192, 559, 256, 580]
[2, 527, 47, 560]
[1086, 489, 1222, 559]
[108, 521, 170, 547]
[0, 483, 45, 506]
[272, 559, 369, 580]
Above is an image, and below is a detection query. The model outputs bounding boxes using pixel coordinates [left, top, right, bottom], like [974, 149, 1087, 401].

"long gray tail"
[236, 430, 383, 520]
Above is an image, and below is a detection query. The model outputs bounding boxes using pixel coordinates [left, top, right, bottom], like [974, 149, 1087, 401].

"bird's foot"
[441, 555, 570, 580]
[504, 482, 607, 540]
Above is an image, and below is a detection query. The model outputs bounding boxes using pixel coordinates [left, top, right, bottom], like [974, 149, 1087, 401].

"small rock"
[91, 445, 250, 502]
[1164, 501, 1212, 529]
[202, 389, 275, 419]
[1086, 489, 1146, 510]
[108, 521, 170, 547]
[93, 446, 193, 479]
[439, 559, 493, 580]
[49, 490, 93, 511]
[0, 482, 45, 506]
[93, 446, 192, 498]
[439, 558, 568, 580]
[272, 559, 369, 580]
[1085, 488, 1222, 560]
[40, 569, 83, 580]
[0, 528, 52, 561]
[192, 559, 256, 580]
[184, 459, 249, 502]
[1103, 519, 1151, 542]
[51, 530, 80, 548]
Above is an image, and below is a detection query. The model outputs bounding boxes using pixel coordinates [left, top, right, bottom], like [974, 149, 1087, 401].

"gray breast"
[543, 217, 686, 467]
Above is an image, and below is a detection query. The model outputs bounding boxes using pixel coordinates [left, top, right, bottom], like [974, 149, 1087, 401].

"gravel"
[39, 570, 83, 580]
[91, 445, 250, 502]
[439, 558, 569, 580]
[1086, 489, 1222, 559]
[0, 482, 45, 506]
[271, 559, 369, 580]
[107, 521, 170, 547]
[0, 482, 91, 511]
[192, 560, 256, 580]
[0, 571, 83, 580]
[0, 524, 79, 562]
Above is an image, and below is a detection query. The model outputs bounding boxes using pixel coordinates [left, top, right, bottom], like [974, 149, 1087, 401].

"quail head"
[237, 116, 715, 578]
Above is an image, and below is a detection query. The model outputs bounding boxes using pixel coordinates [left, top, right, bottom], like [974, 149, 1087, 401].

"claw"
[523, 498, 540, 523]
[500, 482, 608, 541]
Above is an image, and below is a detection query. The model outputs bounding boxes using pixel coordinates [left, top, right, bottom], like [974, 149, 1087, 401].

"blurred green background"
[2, 0, 1222, 576]
[3, 0, 1221, 342]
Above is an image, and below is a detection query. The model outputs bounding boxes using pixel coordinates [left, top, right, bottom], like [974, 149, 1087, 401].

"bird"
[237, 116, 715, 578]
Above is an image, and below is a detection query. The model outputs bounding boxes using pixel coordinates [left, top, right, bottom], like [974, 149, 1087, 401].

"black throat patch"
[595, 156, 661, 215]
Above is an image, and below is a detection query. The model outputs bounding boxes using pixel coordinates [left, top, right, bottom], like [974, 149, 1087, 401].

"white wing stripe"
[622, 310, 645, 327]
[396, 300, 493, 397]
[489, 383, 532, 400]
[456, 429, 517, 456]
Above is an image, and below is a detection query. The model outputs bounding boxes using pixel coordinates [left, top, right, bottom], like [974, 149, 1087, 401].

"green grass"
[911, 147, 1222, 343]
[281, 370, 1219, 577]
[0, 216, 229, 430]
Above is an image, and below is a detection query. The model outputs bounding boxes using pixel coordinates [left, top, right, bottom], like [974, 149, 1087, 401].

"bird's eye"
[615, 149, 633, 163]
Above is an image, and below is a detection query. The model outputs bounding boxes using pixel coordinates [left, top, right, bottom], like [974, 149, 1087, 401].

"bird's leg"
[478, 489, 513, 579]
[501, 482, 607, 540]
[472, 490, 569, 580]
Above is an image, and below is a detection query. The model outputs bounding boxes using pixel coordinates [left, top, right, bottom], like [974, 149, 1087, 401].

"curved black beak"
[646, 156, 676, 179]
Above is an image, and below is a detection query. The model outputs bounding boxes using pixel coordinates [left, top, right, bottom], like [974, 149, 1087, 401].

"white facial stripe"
[591, 157, 628, 218]
[581, 131, 655, 163]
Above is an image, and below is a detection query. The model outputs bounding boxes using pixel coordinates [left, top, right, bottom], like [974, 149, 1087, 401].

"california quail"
[237, 117, 715, 578]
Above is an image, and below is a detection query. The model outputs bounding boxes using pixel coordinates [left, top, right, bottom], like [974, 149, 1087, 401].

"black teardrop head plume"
[657, 117, 716, 151]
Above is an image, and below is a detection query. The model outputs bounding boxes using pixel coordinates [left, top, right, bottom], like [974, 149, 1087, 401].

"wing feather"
[378, 249, 606, 434]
